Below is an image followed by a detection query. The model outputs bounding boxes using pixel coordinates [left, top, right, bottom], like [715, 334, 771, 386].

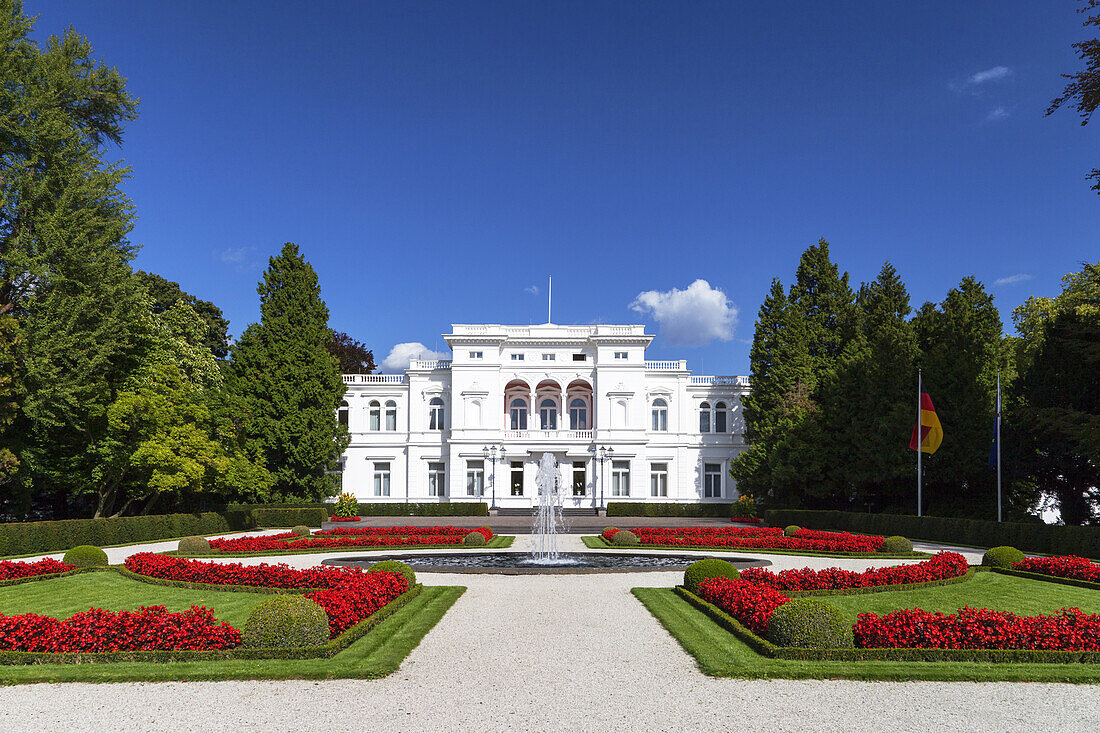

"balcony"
[411, 360, 452, 370]
[343, 374, 407, 384]
[501, 430, 594, 441]
[690, 375, 750, 387]
[645, 360, 687, 370]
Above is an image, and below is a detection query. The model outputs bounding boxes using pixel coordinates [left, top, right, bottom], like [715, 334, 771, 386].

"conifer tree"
[227, 243, 348, 501]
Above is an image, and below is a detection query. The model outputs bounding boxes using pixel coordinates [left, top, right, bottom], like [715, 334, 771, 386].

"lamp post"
[483, 444, 505, 510]
[597, 446, 614, 512]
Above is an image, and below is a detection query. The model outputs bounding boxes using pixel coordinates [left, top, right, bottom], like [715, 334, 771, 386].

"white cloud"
[995, 273, 1033, 286]
[218, 246, 262, 272]
[985, 106, 1010, 122]
[524, 285, 539, 295]
[629, 279, 737, 347]
[968, 66, 1012, 85]
[381, 342, 449, 372]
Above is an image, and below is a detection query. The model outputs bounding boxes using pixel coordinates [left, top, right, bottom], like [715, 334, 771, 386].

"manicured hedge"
[330, 502, 489, 517]
[763, 509, 1100, 558]
[607, 502, 734, 518]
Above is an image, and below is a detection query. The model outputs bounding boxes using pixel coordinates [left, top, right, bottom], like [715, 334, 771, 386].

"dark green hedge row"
[0, 581, 422, 666]
[607, 502, 735, 518]
[674, 586, 1100, 664]
[338, 502, 490, 517]
[763, 509, 1100, 558]
[0, 508, 328, 557]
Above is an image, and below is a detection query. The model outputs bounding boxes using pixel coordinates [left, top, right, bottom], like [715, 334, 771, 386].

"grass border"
[581, 535, 929, 559]
[666, 585, 1100, 664]
[174, 534, 516, 558]
[990, 566, 1100, 591]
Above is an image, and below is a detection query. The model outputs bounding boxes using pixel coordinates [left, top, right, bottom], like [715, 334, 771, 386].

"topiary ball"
[369, 560, 416, 587]
[766, 599, 853, 649]
[982, 545, 1025, 569]
[878, 535, 913, 553]
[177, 536, 211, 554]
[463, 531, 487, 546]
[241, 595, 330, 649]
[62, 545, 108, 568]
[683, 558, 741, 595]
[611, 530, 639, 546]
[290, 525, 311, 537]
[783, 525, 801, 537]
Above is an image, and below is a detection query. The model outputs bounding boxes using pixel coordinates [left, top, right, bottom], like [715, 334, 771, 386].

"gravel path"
[0, 536, 1095, 731]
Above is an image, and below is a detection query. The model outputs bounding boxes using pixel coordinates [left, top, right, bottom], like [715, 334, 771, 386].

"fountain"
[530, 453, 565, 562]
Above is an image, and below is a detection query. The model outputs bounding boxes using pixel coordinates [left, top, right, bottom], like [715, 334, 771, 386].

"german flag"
[909, 393, 943, 454]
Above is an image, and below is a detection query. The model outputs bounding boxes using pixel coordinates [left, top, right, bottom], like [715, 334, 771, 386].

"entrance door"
[510, 461, 524, 496]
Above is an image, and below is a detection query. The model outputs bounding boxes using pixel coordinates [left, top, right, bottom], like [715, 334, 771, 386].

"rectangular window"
[611, 460, 630, 497]
[428, 462, 445, 497]
[330, 459, 346, 492]
[572, 353, 586, 362]
[542, 353, 555, 361]
[469, 351, 483, 359]
[373, 462, 391, 497]
[614, 351, 628, 359]
[704, 463, 722, 498]
[510, 461, 524, 496]
[572, 466, 586, 496]
[650, 463, 668, 497]
[511, 353, 524, 361]
[466, 460, 485, 497]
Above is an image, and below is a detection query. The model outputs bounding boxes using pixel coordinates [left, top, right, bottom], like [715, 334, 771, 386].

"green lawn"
[633, 572, 1100, 682]
[582, 535, 928, 559]
[0, 573, 464, 684]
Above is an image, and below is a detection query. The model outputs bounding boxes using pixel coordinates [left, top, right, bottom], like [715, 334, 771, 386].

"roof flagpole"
[548, 275, 552, 324]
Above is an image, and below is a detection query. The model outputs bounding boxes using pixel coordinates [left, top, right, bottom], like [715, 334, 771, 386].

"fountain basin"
[322, 552, 771, 574]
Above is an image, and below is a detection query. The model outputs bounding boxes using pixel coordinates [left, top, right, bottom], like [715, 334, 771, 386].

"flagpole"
[917, 368, 922, 518]
[996, 371, 1002, 523]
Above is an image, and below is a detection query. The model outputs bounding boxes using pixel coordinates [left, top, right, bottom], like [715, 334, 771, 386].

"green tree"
[227, 243, 348, 501]
[913, 277, 1006, 518]
[0, 313, 21, 489]
[1047, 0, 1100, 193]
[136, 270, 231, 359]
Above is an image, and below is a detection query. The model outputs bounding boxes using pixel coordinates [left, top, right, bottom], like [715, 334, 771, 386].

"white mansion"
[337, 323, 748, 509]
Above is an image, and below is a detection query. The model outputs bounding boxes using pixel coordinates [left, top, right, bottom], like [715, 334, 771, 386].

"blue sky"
[28, 1, 1098, 374]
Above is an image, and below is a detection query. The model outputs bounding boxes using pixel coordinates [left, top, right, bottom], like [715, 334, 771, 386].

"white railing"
[690, 375, 750, 387]
[645, 360, 687, 370]
[501, 430, 594, 440]
[343, 374, 408, 384]
[411, 359, 452, 370]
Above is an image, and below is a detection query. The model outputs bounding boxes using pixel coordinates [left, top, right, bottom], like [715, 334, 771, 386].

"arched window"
[338, 400, 349, 427]
[714, 401, 727, 433]
[368, 400, 381, 431]
[540, 398, 558, 431]
[569, 398, 587, 430]
[699, 401, 711, 433]
[385, 400, 397, 431]
[509, 398, 528, 430]
[651, 398, 668, 432]
[429, 397, 444, 430]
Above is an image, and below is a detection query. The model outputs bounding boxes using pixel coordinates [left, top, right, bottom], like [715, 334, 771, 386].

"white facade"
[337, 323, 748, 509]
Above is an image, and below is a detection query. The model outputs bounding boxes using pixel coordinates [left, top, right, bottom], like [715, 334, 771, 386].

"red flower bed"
[317, 525, 494, 539]
[696, 578, 790, 634]
[853, 606, 1100, 651]
[606, 526, 884, 552]
[0, 606, 241, 652]
[124, 553, 409, 638]
[207, 534, 465, 553]
[741, 552, 969, 591]
[1013, 556, 1100, 584]
[329, 515, 361, 522]
[730, 516, 763, 524]
[0, 558, 74, 581]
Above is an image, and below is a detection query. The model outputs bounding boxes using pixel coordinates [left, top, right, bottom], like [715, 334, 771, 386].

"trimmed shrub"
[783, 525, 801, 537]
[603, 526, 619, 535]
[879, 535, 913, 553]
[606, 502, 735, 518]
[766, 599, 853, 649]
[611, 530, 639, 546]
[241, 595, 330, 649]
[177, 536, 211, 553]
[683, 558, 740, 594]
[369, 560, 416, 587]
[983, 545, 1026, 569]
[463, 531, 487, 547]
[61, 545, 108, 568]
[290, 525, 311, 537]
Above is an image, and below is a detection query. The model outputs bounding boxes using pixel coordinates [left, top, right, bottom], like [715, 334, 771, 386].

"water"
[530, 453, 565, 562]
[322, 552, 771, 574]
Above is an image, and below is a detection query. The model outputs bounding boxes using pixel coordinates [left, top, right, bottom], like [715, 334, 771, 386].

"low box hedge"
[673, 585, 1100, 665]
[763, 509, 1100, 559]
[607, 502, 735, 518]
[333, 502, 489, 517]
